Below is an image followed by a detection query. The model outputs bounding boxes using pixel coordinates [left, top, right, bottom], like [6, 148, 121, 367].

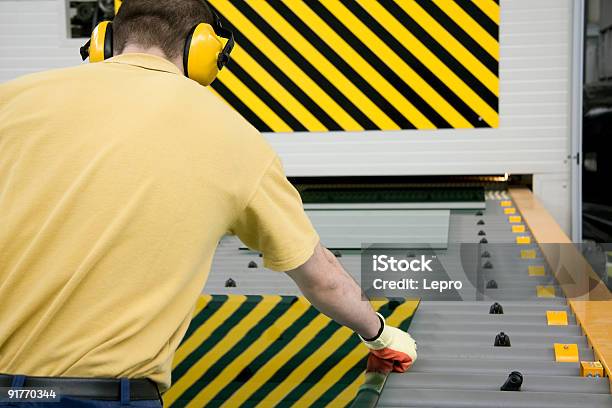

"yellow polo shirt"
[0, 54, 318, 391]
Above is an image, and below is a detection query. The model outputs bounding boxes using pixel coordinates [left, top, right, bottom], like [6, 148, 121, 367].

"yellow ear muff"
[89, 21, 113, 62]
[184, 23, 223, 86]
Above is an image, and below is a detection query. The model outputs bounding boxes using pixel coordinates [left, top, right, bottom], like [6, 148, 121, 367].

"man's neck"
[118, 45, 184, 74]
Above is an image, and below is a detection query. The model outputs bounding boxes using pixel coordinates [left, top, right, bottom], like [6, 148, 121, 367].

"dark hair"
[113, 0, 214, 59]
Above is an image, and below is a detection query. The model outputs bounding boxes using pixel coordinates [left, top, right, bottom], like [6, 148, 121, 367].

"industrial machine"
[164, 181, 612, 407]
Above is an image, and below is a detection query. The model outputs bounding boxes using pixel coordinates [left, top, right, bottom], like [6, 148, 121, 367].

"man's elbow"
[287, 244, 341, 292]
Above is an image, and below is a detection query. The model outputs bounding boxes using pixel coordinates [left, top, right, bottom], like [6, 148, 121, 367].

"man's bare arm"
[285, 243, 381, 339]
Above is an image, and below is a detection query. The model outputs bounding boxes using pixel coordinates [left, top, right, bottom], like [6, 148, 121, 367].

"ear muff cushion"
[184, 23, 223, 86]
[104, 23, 113, 60]
[90, 21, 113, 62]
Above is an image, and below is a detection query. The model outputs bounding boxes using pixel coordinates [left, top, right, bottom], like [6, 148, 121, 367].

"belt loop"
[10, 375, 25, 388]
[120, 377, 130, 406]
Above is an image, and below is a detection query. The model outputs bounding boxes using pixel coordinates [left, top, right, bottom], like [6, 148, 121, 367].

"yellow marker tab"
[580, 361, 604, 377]
[512, 225, 526, 233]
[546, 311, 568, 326]
[607, 264, 612, 278]
[500, 200, 512, 207]
[509, 215, 522, 223]
[521, 249, 536, 259]
[516, 236, 531, 245]
[528, 265, 545, 276]
[554, 343, 579, 363]
[504, 207, 516, 215]
[537, 285, 556, 298]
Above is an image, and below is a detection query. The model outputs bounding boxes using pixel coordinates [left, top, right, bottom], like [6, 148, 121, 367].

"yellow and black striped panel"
[163, 295, 419, 407]
[207, 0, 499, 132]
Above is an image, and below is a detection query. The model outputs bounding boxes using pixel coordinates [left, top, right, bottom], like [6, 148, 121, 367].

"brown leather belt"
[0, 374, 160, 401]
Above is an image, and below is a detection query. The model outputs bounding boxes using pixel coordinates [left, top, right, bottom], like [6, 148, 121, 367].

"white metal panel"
[534, 173, 571, 233]
[0, 0, 82, 83]
[263, 0, 574, 178]
[304, 209, 450, 249]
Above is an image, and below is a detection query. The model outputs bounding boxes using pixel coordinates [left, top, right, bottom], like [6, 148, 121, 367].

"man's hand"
[286, 243, 417, 374]
[360, 313, 417, 374]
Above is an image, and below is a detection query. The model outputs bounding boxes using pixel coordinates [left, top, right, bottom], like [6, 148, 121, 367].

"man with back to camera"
[0, 0, 416, 406]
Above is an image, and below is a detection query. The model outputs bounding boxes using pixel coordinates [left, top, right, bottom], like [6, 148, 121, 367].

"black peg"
[489, 302, 504, 314]
[501, 371, 523, 391]
[494, 332, 511, 347]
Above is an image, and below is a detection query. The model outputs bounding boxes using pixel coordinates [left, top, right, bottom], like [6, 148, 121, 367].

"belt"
[0, 374, 160, 401]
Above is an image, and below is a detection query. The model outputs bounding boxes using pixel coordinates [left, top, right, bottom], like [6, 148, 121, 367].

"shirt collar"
[104, 53, 182, 76]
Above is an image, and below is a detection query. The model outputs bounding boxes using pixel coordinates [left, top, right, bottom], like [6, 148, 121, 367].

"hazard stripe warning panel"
[207, 0, 500, 132]
[164, 295, 419, 407]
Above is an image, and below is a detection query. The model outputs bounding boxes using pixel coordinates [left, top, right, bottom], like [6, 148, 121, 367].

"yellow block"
[114, 0, 122, 13]
[500, 200, 512, 207]
[607, 264, 612, 278]
[537, 285, 556, 298]
[508, 215, 522, 223]
[554, 343, 579, 363]
[504, 207, 516, 215]
[516, 236, 531, 245]
[546, 311, 568, 326]
[512, 225, 526, 233]
[580, 361, 604, 377]
[528, 265, 545, 276]
[521, 249, 536, 259]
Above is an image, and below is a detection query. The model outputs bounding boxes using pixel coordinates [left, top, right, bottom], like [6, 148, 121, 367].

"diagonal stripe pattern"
[163, 295, 420, 407]
[207, 0, 499, 132]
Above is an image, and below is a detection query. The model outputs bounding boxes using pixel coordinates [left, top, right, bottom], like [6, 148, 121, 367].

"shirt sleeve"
[228, 156, 319, 271]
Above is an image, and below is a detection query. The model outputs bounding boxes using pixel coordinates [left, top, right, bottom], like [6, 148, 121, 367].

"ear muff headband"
[79, 13, 234, 87]
[80, 21, 113, 62]
[184, 13, 234, 86]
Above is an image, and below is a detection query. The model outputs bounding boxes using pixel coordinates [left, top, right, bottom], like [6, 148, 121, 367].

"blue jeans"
[0, 376, 163, 408]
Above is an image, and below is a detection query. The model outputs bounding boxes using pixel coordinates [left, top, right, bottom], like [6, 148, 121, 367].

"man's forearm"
[286, 244, 381, 339]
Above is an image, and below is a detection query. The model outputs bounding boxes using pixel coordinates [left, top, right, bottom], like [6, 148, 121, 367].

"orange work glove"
[359, 313, 417, 374]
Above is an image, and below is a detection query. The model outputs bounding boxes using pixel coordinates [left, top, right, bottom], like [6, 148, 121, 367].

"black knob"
[494, 332, 511, 347]
[481, 251, 491, 258]
[477, 219, 485, 225]
[501, 371, 523, 391]
[478, 230, 486, 236]
[248, 261, 258, 268]
[480, 238, 488, 244]
[483, 261, 493, 269]
[486, 279, 498, 289]
[225, 278, 236, 287]
[489, 302, 504, 314]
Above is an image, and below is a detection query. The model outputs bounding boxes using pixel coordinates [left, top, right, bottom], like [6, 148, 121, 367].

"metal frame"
[570, 0, 585, 242]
